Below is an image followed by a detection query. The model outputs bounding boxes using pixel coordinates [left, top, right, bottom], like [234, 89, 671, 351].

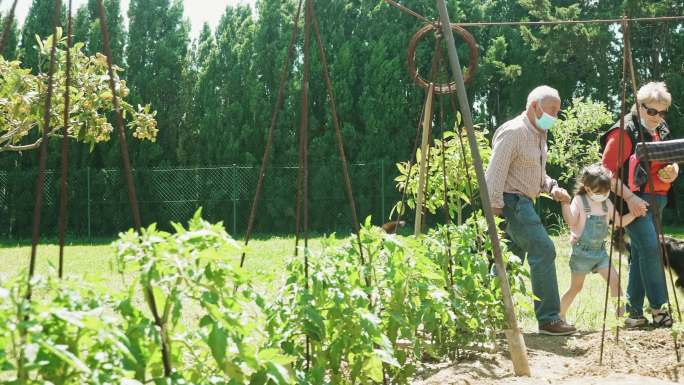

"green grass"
[2, 231, 682, 334]
[0, 236, 329, 300]
[665, 225, 684, 238]
[549, 235, 626, 331]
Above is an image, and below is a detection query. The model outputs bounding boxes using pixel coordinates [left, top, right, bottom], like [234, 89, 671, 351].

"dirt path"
[415, 329, 684, 384]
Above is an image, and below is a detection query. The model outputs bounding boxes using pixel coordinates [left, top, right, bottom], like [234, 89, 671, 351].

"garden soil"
[415, 329, 684, 384]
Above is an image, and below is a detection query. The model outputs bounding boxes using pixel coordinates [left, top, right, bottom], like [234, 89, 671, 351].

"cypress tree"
[20, 0, 65, 73]
[126, 0, 190, 165]
[0, 14, 19, 60]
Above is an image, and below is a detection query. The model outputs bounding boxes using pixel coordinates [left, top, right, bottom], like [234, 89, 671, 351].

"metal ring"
[408, 23, 478, 94]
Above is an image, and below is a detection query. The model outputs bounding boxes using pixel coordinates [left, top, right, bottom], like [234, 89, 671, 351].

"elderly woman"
[601, 81, 678, 328]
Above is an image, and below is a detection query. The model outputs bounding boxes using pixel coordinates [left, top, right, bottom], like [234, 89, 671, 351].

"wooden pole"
[414, 83, 434, 236]
[435, 0, 531, 376]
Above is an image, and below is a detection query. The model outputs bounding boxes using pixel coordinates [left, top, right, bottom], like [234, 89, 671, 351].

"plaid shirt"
[485, 112, 557, 209]
[636, 139, 684, 163]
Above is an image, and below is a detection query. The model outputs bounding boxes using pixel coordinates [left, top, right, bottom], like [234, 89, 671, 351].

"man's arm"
[485, 129, 515, 214]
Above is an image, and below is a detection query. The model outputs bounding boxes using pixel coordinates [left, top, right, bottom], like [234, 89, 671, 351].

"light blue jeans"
[626, 193, 668, 316]
[503, 193, 561, 325]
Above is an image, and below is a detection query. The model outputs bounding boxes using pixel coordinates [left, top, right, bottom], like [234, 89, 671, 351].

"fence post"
[380, 159, 385, 222]
[87, 167, 91, 240]
[195, 168, 200, 203]
[233, 164, 238, 234]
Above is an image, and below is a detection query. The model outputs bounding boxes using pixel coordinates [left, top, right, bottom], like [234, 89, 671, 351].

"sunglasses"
[641, 103, 667, 118]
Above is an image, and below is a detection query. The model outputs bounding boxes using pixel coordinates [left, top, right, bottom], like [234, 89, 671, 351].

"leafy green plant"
[266, 216, 529, 384]
[547, 98, 613, 183]
[0, 275, 138, 385]
[0, 211, 532, 385]
[265, 228, 399, 384]
[115, 209, 293, 384]
[370, 225, 454, 381]
[423, 216, 531, 348]
[393, 120, 491, 224]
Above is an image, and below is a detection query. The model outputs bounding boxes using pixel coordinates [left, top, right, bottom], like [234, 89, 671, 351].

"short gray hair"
[637, 81, 671, 108]
[630, 81, 672, 115]
[526, 85, 561, 109]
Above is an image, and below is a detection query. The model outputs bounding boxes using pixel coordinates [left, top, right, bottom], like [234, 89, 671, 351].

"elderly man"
[485, 85, 576, 336]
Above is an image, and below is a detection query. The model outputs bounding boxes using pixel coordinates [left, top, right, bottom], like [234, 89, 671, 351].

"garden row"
[0, 211, 527, 385]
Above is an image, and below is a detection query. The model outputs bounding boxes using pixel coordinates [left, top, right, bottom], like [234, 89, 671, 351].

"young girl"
[559, 164, 637, 321]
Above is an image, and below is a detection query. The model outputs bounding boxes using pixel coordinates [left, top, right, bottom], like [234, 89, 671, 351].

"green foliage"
[126, 0, 189, 165]
[424, 216, 532, 338]
[0, 15, 19, 60]
[266, 230, 400, 384]
[0, 30, 157, 152]
[72, 0, 126, 63]
[392, 118, 491, 223]
[547, 98, 614, 183]
[0, 207, 530, 384]
[0, 275, 138, 384]
[115, 209, 293, 384]
[20, 0, 66, 74]
[266, 216, 528, 384]
[189, 5, 258, 166]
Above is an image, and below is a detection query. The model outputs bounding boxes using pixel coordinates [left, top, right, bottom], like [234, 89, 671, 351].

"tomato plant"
[0, 211, 529, 384]
[115, 209, 293, 384]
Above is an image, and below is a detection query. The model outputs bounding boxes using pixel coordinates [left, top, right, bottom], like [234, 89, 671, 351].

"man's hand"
[492, 207, 504, 217]
[626, 195, 649, 217]
[551, 186, 571, 204]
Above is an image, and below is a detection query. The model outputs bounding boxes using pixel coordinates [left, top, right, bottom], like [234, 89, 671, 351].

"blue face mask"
[536, 111, 557, 131]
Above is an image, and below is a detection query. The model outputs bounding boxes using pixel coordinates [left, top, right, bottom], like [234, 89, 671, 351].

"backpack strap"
[580, 194, 592, 214]
[602, 200, 608, 214]
[600, 113, 639, 155]
[658, 121, 670, 140]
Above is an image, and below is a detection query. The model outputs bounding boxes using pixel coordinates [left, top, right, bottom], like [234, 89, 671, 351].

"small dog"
[663, 236, 684, 289]
[613, 229, 684, 290]
[382, 220, 406, 234]
[611, 227, 631, 255]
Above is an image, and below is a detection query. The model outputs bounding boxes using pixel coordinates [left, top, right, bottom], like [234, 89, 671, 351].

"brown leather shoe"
[538, 319, 577, 336]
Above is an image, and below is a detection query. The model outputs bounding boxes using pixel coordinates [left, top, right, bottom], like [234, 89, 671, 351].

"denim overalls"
[569, 195, 610, 274]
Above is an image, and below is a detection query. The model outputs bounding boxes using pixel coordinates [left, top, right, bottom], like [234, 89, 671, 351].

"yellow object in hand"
[659, 164, 675, 179]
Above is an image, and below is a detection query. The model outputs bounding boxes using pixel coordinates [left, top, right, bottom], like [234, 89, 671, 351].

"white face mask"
[535, 105, 557, 131]
[640, 118, 659, 132]
[588, 191, 610, 202]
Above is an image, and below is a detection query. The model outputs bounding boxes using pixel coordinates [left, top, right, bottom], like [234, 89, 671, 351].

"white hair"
[630, 81, 672, 115]
[526, 85, 561, 109]
[637, 81, 671, 107]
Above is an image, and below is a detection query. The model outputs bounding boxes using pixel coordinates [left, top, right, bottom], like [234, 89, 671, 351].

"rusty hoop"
[408, 23, 478, 93]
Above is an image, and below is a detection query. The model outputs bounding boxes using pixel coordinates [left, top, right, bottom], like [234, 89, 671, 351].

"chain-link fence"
[0, 162, 401, 239]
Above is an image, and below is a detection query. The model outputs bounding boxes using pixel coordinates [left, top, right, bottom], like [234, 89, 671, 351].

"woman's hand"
[658, 163, 679, 183]
[626, 195, 649, 217]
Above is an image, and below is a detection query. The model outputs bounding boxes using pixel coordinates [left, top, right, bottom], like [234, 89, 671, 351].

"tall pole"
[414, 83, 434, 235]
[233, 164, 238, 234]
[87, 167, 91, 240]
[435, 0, 530, 376]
